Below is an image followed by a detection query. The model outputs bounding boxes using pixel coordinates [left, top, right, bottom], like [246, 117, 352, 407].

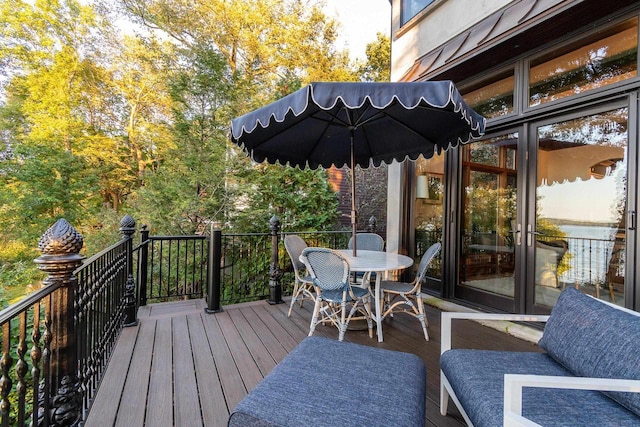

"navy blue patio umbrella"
[231, 81, 486, 255]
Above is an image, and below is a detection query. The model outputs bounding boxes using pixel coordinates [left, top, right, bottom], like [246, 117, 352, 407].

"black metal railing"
[0, 282, 59, 426]
[539, 233, 624, 294]
[135, 228, 354, 307]
[0, 216, 138, 426]
[138, 235, 208, 305]
[415, 229, 443, 277]
[73, 238, 129, 417]
[0, 213, 368, 425]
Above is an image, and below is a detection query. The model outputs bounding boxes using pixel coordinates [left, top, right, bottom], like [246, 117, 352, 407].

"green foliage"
[0, 240, 42, 308]
[0, 0, 390, 306]
[231, 165, 339, 233]
[357, 33, 391, 82]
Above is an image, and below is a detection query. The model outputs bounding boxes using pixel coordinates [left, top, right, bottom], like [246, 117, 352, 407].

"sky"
[322, 0, 391, 61]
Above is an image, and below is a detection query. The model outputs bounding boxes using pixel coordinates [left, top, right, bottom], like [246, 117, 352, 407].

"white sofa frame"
[439, 302, 640, 427]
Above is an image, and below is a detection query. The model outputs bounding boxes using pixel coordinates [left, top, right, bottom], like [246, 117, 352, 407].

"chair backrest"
[347, 233, 384, 251]
[416, 242, 441, 284]
[284, 235, 308, 275]
[300, 248, 350, 291]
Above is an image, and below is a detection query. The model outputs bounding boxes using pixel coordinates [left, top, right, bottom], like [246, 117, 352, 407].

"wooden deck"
[85, 297, 539, 427]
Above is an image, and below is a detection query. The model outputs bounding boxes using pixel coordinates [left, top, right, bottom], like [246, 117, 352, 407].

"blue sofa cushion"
[228, 336, 426, 427]
[538, 287, 640, 416]
[441, 349, 640, 426]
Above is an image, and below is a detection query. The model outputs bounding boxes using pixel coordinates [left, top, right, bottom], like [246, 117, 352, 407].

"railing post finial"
[33, 218, 85, 427]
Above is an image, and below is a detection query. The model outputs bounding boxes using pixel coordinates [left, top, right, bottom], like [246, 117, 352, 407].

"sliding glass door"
[457, 131, 521, 311]
[529, 106, 628, 311]
[455, 104, 631, 313]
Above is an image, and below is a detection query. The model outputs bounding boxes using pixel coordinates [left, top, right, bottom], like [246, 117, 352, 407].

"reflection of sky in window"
[538, 165, 625, 223]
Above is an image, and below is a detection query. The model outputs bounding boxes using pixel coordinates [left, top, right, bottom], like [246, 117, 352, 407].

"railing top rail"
[149, 235, 208, 241]
[221, 232, 269, 237]
[133, 239, 150, 252]
[0, 281, 62, 324]
[74, 238, 128, 275]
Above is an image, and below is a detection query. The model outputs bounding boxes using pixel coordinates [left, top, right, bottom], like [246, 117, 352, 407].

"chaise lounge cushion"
[228, 336, 426, 427]
[538, 287, 640, 416]
[440, 349, 640, 426]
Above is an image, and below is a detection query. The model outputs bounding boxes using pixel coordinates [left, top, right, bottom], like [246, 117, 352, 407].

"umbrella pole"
[350, 129, 357, 257]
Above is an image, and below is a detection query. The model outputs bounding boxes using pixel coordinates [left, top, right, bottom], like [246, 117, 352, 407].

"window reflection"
[414, 153, 444, 288]
[460, 134, 518, 296]
[535, 108, 627, 306]
[401, 0, 435, 25]
[529, 18, 638, 106]
[463, 71, 515, 119]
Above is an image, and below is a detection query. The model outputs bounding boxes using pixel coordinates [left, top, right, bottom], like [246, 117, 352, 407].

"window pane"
[414, 153, 444, 290]
[535, 108, 627, 307]
[401, 0, 435, 25]
[463, 71, 515, 119]
[529, 18, 638, 106]
[460, 133, 518, 296]
[469, 142, 499, 166]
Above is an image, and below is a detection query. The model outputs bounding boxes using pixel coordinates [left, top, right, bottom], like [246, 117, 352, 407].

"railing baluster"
[1, 322, 13, 427]
[16, 313, 27, 426]
[31, 303, 42, 427]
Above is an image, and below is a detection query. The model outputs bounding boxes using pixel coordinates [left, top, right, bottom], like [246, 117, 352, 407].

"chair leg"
[288, 281, 301, 317]
[338, 300, 347, 341]
[440, 373, 450, 416]
[364, 298, 373, 339]
[308, 299, 321, 337]
[416, 294, 429, 341]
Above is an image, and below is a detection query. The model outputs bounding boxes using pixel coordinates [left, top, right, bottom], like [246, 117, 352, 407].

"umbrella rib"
[383, 111, 438, 144]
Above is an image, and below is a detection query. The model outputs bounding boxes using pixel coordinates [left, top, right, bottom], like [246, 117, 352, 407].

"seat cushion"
[321, 286, 368, 303]
[441, 349, 640, 426]
[538, 287, 640, 416]
[228, 336, 426, 427]
[380, 280, 415, 294]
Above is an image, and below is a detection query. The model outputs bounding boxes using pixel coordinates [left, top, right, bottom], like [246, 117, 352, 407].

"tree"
[115, 0, 358, 234]
[133, 44, 240, 234]
[0, 0, 108, 241]
[233, 164, 339, 233]
[358, 32, 390, 82]
[97, 35, 176, 210]
[116, 0, 358, 104]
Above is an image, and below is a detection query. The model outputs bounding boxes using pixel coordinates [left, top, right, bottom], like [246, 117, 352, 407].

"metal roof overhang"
[400, 0, 639, 82]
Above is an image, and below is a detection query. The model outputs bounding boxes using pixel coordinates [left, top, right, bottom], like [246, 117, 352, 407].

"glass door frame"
[525, 97, 636, 314]
[448, 126, 527, 313]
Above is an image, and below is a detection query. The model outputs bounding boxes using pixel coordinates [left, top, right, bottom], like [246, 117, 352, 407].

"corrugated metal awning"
[399, 0, 636, 82]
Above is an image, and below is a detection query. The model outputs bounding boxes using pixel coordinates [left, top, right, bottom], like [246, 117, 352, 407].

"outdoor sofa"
[228, 336, 426, 427]
[440, 287, 640, 426]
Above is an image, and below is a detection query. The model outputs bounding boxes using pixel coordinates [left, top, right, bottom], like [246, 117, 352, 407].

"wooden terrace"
[85, 297, 539, 427]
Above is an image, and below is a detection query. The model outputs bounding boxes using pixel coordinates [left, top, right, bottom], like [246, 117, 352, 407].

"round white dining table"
[336, 249, 414, 342]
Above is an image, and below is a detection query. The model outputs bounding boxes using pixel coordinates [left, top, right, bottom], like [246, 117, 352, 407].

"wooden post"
[33, 218, 85, 426]
[268, 216, 284, 305]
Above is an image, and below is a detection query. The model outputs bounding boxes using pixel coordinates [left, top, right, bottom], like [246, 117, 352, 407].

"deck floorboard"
[86, 297, 538, 427]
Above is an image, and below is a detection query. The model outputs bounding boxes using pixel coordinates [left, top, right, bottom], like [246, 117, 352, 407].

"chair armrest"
[503, 374, 640, 427]
[440, 312, 549, 354]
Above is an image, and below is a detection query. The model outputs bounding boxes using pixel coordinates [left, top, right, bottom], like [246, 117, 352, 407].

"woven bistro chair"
[347, 233, 384, 288]
[300, 247, 373, 341]
[284, 235, 315, 317]
[379, 242, 441, 341]
[347, 233, 385, 252]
